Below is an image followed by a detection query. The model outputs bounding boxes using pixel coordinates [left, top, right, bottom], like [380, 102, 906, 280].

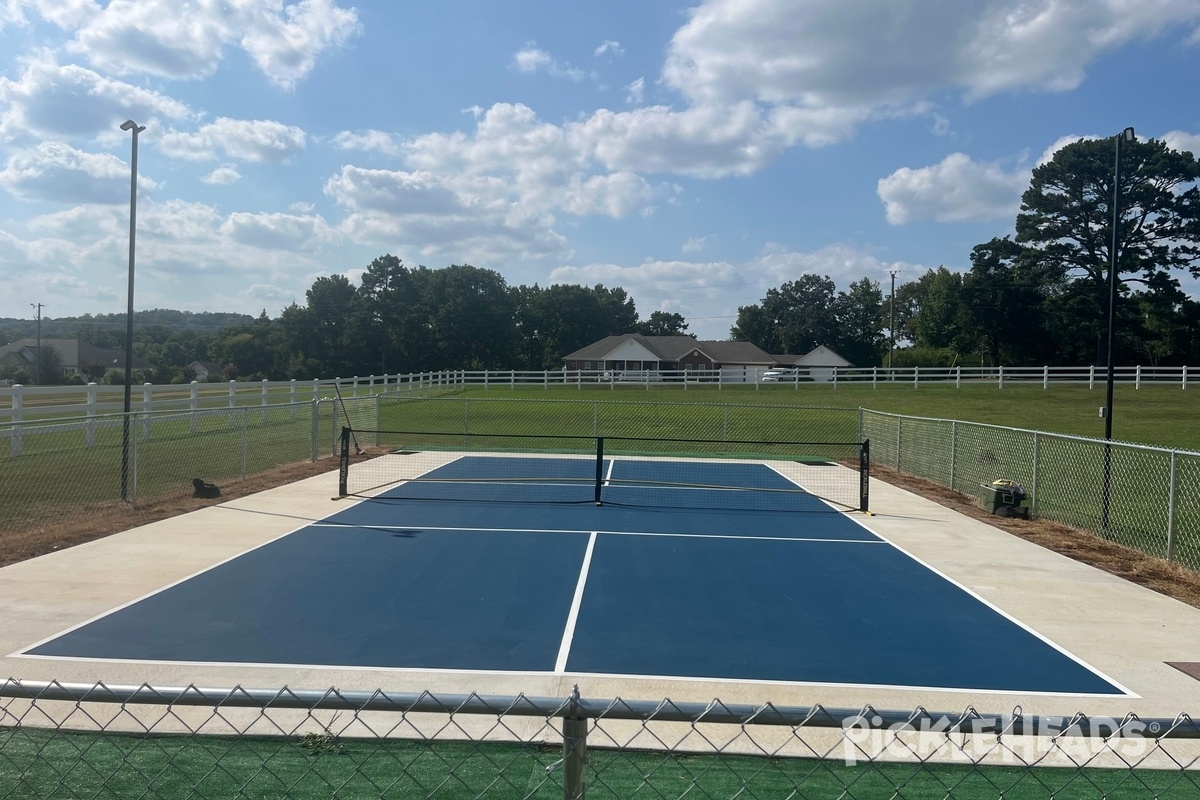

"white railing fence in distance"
[1, 679, 1198, 799]
[860, 409, 1200, 571]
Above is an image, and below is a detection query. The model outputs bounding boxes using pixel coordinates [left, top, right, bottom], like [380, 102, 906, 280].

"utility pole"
[30, 302, 44, 385]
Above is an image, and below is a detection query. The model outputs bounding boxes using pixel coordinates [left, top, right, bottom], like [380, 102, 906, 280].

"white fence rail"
[2, 363, 1193, 426]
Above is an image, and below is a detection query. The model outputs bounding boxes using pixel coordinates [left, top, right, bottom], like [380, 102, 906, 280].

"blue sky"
[1, 0, 1198, 340]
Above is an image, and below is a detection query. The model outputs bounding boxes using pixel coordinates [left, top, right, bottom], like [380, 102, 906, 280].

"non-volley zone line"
[307, 521, 884, 545]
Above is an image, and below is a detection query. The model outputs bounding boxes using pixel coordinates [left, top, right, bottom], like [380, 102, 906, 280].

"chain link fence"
[862, 409, 1200, 571]
[2, 679, 1198, 798]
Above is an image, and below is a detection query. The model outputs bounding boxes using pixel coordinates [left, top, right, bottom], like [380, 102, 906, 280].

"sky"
[1, 1, 1199, 341]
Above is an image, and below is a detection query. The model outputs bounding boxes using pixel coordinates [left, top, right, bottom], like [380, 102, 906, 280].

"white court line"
[555, 531, 597, 673]
[306, 522, 882, 545]
[604, 458, 616, 483]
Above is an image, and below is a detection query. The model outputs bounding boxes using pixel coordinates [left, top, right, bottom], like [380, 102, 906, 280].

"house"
[562, 335, 776, 382]
[0, 338, 155, 382]
[772, 345, 854, 382]
[188, 360, 223, 381]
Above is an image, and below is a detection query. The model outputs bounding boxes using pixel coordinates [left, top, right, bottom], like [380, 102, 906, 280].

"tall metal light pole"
[120, 119, 145, 502]
[888, 269, 900, 373]
[1102, 126, 1135, 530]
[30, 302, 43, 385]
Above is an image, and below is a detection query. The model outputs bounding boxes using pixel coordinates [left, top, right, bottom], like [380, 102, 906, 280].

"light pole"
[1102, 126, 1135, 530]
[120, 119, 145, 502]
[888, 269, 900, 374]
[30, 302, 43, 385]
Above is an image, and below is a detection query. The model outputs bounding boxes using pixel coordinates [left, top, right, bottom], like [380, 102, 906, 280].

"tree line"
[733, 136, 1200, 367]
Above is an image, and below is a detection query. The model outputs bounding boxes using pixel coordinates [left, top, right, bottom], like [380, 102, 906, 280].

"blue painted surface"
[26, 455, 1125, 695]
[566, 534, 1123, 694]
[30, 526, 587, 671]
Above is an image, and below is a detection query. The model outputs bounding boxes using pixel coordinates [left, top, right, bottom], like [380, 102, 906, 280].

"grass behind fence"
[0, 727, 1192, 800]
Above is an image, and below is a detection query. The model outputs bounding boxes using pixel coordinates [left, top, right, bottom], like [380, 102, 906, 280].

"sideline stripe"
[555, 531, 597, 673]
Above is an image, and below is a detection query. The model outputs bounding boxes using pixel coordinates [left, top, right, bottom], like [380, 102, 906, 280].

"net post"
[594, 437, 604, 506]
[859, 439, 870, 512]
[338, 426, 350, 496]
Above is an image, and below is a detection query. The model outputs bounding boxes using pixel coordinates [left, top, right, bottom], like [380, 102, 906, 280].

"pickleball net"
[338, 428, 869, 513]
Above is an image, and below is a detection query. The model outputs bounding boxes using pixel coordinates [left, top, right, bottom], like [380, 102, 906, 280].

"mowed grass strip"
[1, 728, 1193, 800]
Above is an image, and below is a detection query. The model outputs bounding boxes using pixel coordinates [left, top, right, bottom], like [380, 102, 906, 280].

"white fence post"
[1089, 365, 1095, 389]
[1043, 365, 1049, 389]
[1136, 364, 1142, 390]
[289, 379, 297, 419]
[913, 366, 919, 388]
[872, 366, 877, 389]
[142, 383, 153, 440]
[956, 366, 961, 389]
[189, 381, 199, 433]
[261, 379, 270, 422]
[1184, 366, 1189, 391]
[86, 382, 98, 447]
[998, 366, 1004, 390]
[10, 385, 22, 456]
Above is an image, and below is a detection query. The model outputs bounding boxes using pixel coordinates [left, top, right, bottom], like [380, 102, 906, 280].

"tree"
[905, 267, 965, 351]
[832, 278, 885, 366]
[1016, 137, 1200, 364]
[959, 238, 1056, 365]
[731, 275, 838, 354]
[636, 311, 689, 336]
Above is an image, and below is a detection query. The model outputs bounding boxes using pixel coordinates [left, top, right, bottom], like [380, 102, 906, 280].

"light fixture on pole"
[1101, 126, 1135, 530]
[120, 119, 145, 503]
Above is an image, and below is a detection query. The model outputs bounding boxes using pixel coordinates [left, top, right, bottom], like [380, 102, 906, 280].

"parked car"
[761, 368, 810, 382]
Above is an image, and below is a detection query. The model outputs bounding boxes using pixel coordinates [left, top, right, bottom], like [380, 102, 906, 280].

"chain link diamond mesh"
[862, 409, 1200, 571]
[3, 680, 1199, 799]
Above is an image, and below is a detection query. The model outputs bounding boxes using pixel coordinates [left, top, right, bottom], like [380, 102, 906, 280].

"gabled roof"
[563, 334, 774, 365]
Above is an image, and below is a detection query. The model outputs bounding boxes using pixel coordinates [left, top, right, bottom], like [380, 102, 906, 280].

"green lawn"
[443, 383, 1199, 452]
[1, 728, 1192, 799]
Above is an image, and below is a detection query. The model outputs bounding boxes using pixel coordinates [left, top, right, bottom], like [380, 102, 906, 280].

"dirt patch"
[6, 454, 1200, 609]
[873, 465, 1200, 608]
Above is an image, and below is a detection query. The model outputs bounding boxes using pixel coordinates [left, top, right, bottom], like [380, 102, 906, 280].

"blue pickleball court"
[23, 454, 1128, 695]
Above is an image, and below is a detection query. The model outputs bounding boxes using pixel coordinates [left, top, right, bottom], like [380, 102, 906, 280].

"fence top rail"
[859, 406, 1199, 457]
[0, 398, 332, 431]
[2, 680, 1195, 739]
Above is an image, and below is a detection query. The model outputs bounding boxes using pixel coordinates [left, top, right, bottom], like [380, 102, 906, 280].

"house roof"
[0, 338, 156, 371]
[563, 334, 774, 365]
[190, 360, 222, 372]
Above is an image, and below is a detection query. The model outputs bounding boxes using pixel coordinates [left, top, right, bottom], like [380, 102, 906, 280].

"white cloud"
[626, 77, 645, 105]
[877, 153, 1028, 224]
[1037, 134, 1094, 165]
[682, 235, 715, 253]
[0, 141, 158, 203]
[331, 129, 405, 157]
[158, 117, 307, 162]
[594, 39, 623, 57]
[200, 164, 242, 185]
[0, 53, 194, 141]
[661, 0, 1200, 144]
[512, 43, 586, 81]
[220, 211, 333, 249]
[550, 243, 925, 339]
[25, 0, 359, 89]
[1163, 130, 1200, 157]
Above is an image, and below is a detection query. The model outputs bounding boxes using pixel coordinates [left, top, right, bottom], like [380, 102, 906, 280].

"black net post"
[338, 426, 351, 496]
[594, 437, 604, 506]
[859, 439, 870, 512]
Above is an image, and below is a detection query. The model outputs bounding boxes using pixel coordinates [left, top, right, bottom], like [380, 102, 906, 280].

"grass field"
[441, 382, 1200, 452]
[1, 728, 1191, 799]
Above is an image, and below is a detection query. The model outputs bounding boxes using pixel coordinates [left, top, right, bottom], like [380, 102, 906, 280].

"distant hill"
[0, 310, 255, 344]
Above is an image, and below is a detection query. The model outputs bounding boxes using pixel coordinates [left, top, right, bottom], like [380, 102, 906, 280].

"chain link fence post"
[240, 406, 249, 478]
[562, 685, 588, 800]
[1168, 450, 1178, 562]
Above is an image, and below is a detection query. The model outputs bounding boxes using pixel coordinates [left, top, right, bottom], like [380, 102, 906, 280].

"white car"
[761, 368, 803, 382]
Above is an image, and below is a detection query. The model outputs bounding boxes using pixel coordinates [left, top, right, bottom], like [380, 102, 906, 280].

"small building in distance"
[562, 334, 776, 382]
[0, 338, 155, 382]
[770, 345, 853, 382]
[188, 361, 223, 381]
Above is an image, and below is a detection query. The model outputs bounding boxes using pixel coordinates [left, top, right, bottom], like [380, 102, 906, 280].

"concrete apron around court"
[2, 465, 1200, 728]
